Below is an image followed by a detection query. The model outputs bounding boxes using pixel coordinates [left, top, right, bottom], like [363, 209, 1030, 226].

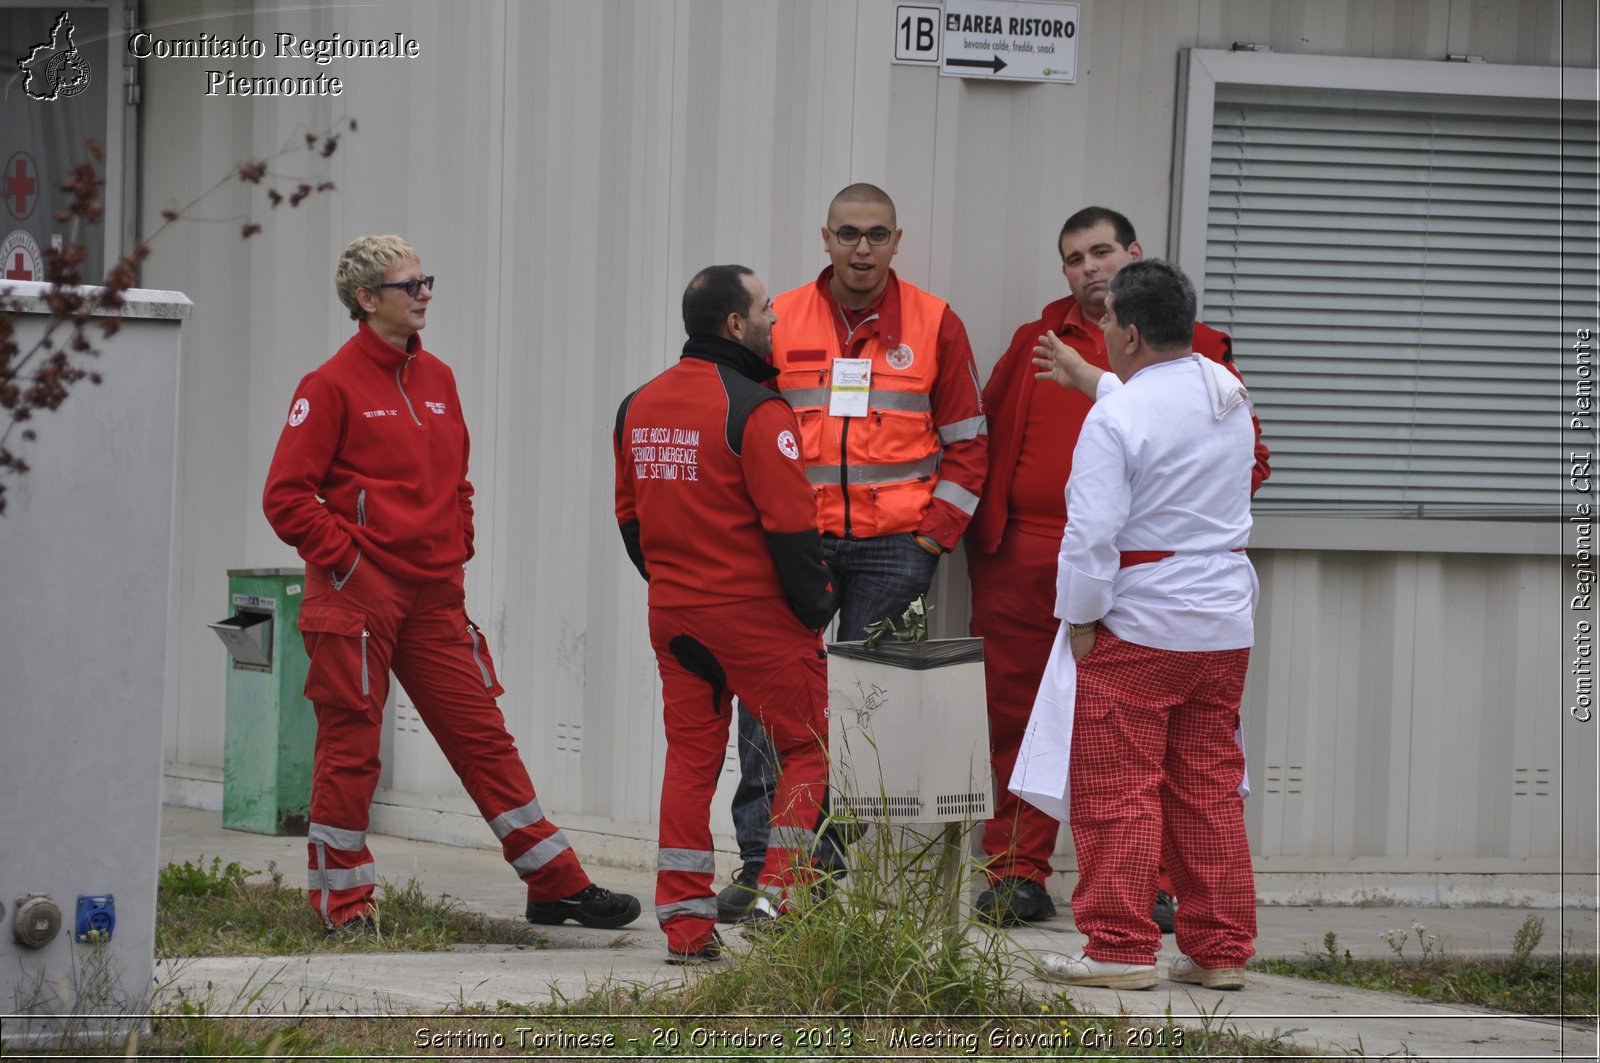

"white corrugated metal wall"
[142, 0, 1595, 896]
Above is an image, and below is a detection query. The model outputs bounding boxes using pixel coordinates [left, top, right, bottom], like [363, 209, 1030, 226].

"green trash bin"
[208, 567, 315, 836]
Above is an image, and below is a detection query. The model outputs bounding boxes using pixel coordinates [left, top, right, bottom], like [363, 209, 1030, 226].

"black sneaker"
[666, 929, 724, 965]
[1152, 891, 1177, 935]
[715, 864, 763, 924]
[975, 877, 1057, 926]
[526, 884, 641, 929]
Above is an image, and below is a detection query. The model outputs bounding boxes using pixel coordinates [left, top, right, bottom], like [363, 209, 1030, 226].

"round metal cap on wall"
[13, 894, 62, 948]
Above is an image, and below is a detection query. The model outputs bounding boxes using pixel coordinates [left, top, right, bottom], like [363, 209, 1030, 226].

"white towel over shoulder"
[1194, 352, 1253, 421]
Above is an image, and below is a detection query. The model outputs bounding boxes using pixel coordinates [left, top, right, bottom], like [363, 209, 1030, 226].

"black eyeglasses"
[377, 275, 435, 299]
[829, 226, 894, 247]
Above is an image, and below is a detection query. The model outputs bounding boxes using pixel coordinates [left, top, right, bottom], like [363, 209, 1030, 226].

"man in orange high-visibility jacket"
[968, 207, 1270, 929]
[716, 183, 988, 921]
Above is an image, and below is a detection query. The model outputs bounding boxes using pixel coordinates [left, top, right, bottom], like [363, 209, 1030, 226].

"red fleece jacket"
[614, 338, 836, 628]
[263, 321, 475, 584]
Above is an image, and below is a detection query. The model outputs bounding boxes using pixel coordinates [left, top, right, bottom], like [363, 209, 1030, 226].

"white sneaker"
[1169, 953, 1246, 990]
[1036, 951, 1157, 989]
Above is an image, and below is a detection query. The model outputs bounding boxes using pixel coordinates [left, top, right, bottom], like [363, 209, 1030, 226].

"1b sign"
[894, 4, 941, 64]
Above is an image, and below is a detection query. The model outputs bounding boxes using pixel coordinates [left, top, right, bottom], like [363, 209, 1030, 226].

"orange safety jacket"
[772, 277, 958, 539]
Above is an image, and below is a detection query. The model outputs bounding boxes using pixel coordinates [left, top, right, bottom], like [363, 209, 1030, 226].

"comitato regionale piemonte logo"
[17, 11, 93, 101]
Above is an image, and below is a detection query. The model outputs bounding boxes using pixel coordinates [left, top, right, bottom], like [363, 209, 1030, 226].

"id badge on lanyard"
[829, 358, 872, 417]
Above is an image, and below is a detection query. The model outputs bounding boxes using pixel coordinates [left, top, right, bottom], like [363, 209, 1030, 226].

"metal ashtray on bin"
[207, 568, 314, 836]
[207, 611, 273, 670]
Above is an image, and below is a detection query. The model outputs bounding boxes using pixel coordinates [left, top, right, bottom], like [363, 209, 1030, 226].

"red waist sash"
[1119, 547, 1245, 569]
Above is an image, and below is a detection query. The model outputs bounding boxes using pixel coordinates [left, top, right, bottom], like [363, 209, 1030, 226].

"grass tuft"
[675, 828, 1021, 1017]
[155, 855, 548, 957]
[1257, 925, 1597, 1023]
[157, 855, 254, 899]
[1511, 914, 1546, 967]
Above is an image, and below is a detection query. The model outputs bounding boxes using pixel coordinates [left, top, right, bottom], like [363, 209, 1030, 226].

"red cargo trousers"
[647, 598, 829, 955]
[968, 526, 1063, 884]
[297, 560, 588, 929]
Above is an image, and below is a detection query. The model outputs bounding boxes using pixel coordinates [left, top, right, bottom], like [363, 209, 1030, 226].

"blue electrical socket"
[75, 895, 115, 942]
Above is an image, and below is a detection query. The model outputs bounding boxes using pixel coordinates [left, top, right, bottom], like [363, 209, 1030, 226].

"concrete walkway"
[157, 804, 1597, 1060]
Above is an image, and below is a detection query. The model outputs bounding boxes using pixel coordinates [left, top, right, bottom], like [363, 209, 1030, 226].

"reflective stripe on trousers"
[768, 825, 817, 852]
[656, 897, 718, 924]
[488, 797, 546, 839]
[307, 820, 376, 929]
[511, 831, 574, 877]
[658, 847, 717, 874]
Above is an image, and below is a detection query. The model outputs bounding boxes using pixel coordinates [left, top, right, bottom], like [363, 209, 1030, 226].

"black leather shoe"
[526, 884, 641, 929]
[975, 877, 1057, 926]
[1152, 890, 1177, 934]
[715, 864, 763, 924]
[666, 929, 724, 965]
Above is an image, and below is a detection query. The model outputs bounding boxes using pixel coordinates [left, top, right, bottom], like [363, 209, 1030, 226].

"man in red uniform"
[264, 235, 639, 935]
[967, 208, 1270, 927]
[615, 265, 838, 963]
[716, 184, 989, 920]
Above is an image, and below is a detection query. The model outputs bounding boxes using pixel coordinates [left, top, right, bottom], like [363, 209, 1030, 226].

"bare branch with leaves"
[0, 117, 358, 516]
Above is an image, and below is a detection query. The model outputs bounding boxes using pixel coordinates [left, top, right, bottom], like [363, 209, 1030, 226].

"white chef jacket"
[1011, 354, 1258, 819]
[1055, 354, 1258, 652]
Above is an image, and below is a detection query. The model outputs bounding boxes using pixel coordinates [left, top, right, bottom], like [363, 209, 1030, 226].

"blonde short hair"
[335, 235, 420, 321]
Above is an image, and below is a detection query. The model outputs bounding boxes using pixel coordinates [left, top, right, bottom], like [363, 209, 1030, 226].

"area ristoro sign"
[940, 0, 1079, 83]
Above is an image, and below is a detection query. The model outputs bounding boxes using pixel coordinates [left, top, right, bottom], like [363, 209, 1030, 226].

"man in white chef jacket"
[1030, 259, 1258, 992]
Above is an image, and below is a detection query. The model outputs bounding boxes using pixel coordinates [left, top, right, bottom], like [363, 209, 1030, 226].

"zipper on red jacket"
[394, 354, 421, 425]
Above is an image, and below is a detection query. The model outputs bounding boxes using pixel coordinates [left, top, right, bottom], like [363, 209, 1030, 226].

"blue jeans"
[730, 533, 941, 871]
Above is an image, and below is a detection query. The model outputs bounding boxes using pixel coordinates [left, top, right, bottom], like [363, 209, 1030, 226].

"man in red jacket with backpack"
[615, 265, 838, 963]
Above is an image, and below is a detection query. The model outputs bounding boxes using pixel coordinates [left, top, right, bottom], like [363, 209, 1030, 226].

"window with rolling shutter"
[1187, 75, 1596, 520]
